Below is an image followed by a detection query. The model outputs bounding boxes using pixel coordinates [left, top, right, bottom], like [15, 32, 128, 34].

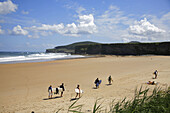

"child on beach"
[48, 85, 53, 99]
[75, 85, 81, 99]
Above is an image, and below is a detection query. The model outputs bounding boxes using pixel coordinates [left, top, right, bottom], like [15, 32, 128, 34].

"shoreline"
[0, 55, 170, 112]
[1, 54, 169, 65]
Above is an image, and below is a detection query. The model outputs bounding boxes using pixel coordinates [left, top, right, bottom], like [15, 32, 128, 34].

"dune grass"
[56, 86, 170, 113]
[109, 86, 170, 113]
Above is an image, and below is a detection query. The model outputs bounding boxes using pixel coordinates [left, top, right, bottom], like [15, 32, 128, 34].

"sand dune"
[0, 56, 170, 112]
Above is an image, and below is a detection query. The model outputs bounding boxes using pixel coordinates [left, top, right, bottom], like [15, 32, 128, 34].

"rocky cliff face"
[46, 41, 170, 55]
[75, 42, 170, 55]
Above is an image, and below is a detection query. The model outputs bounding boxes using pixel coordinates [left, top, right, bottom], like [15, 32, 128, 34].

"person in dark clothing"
[59, 83, 65, 97]
[94, 78, 100, 88]
[48, 85, 53, 99]
[108, 75, 113, 85]
[153, 70, 158, 79]
[75, 85, 81, 98]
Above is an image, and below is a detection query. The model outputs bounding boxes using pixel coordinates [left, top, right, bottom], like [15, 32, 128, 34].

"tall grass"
[109, 86, 170, 113]
[56, 86, 170, 113]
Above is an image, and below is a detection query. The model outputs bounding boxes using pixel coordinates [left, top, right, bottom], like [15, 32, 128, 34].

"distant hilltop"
[46, 41, 99, 54]
[46, 41, 170, 55]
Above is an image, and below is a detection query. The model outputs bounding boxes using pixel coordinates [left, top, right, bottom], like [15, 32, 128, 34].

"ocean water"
[0, 52, 85, 64]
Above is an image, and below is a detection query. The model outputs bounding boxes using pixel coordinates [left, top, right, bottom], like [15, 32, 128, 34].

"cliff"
[75, 42, 170, 55]
[46, 41, 170, 55]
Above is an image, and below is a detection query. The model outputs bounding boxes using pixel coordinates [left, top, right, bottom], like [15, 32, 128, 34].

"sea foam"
[0, 52, 85, 63]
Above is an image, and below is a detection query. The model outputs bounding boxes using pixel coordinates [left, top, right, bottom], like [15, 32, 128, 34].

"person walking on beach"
[59, 83, 65, 97]
[108, 75, 113, 85]
[75, 85, 81, 99]
[153, 70, 158, 79]
[48, 85, 53, 99]
[94, 78, 99, 88]
[94, 78, 102, 88]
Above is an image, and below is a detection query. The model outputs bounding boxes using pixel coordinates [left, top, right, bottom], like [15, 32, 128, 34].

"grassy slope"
[46, 41, 99, 53]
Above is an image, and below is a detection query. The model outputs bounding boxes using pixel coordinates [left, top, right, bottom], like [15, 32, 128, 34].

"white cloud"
[129, 18, 165, 35]
[65, 23, 78, 34]
[108, 5, 119, 11]
[160, 12, 170, 23]
[28, 23, 65, 33]
[0, 0, 18, 14]
[76, 6, 86, 14]
[0, 26, 5, 34]
[25, 23, 65, 38]
[77, 14, 97, 34]
[122, 38, 130, 43]
[42, 43, 56, 48]
[24, 14, 97, 37]
[27, 34, 39, 38]
[94, 5, 134, 41]
[21, 10, 29, 15]
[123, 17, 170, 42]
[10, 25, 28, 35]
[40, 31, 53, 37]
[142, 12, 170, 32]
[97, 5, 134, 26]
[122, 34, 148, 42]
[95, 5, 170, 42]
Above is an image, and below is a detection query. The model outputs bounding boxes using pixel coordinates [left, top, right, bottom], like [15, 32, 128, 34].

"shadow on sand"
[43, 96, 62, 100]
[92, 87, 98, 89]
[106, 84, 112, 86]
[70, 98, 79, 101]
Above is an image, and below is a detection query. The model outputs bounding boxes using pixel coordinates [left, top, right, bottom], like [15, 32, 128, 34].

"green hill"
[46, 41, 99, 53]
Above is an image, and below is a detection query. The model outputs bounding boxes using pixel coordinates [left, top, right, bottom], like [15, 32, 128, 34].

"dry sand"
[0, 56, 170, 113]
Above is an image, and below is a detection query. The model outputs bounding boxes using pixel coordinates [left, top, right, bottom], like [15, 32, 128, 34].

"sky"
[0, 0, 170, 52]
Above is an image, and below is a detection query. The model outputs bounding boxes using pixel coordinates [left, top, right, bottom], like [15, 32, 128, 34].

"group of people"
[48, 83, 65, 99]
[48, 75, 113, 99]
[94, 76, 113, 88]
[147, 70, 158, 85]
[48, 70, 158, 99]
[48, 83, 81, 99]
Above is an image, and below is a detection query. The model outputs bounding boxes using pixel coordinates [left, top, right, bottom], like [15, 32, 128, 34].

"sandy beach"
[0, 56, 170, 113]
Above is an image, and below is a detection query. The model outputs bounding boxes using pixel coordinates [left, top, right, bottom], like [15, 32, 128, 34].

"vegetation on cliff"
[46, 41, 170, 55]
[46, 41, 98, 54]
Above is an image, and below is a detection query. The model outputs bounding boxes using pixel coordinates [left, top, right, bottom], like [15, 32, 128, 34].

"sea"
[0, 52, 85, 64]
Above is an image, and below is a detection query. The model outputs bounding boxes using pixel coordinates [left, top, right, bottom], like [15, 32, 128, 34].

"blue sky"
[0, 0, 170, 52]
